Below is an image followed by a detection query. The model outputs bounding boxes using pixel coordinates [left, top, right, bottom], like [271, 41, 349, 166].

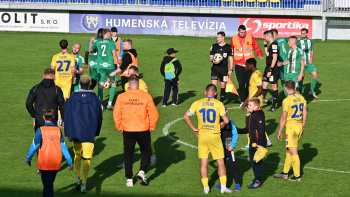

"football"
[104, 81, 110, 88]
[213, 53, 223, 64]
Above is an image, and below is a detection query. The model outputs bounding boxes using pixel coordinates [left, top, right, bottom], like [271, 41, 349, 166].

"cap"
[166, 48, 179, 55]
[80, 75, 91, 84]
[111, 27, 118, 32]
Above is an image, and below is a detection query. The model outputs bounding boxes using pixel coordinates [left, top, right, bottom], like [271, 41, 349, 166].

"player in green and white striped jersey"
[297, 28, 318, 98]
[71, 43, 84, 93]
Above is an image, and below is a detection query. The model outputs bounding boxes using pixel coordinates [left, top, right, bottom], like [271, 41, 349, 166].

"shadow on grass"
[147, 132, 186, 183]
[299, 143, 318, 176]
[261, 152, 280, 182]
[266, 118, 278, 137]
[153, 90, 197, 106]
[302, 82, 322, 103]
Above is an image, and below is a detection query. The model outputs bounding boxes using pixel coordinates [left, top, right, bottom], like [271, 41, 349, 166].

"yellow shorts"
[73, 142, 94, 159]
[198, 132, 224, 160]
[56, 83, 72, 99]
[285, 125, 302, 148]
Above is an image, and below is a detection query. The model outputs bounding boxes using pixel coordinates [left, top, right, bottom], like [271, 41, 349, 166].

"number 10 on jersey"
[199, 108, 216, 123]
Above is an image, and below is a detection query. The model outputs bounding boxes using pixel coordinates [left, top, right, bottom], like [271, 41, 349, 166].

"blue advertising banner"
[69, 13, 239, 37]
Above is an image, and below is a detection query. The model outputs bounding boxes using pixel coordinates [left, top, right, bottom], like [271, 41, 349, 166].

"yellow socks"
[283, 153, 292, 173]
[265, 132, 269, 140]
[201, 178, 209, 188]
[219, 176, 227, 186]
[291, 154, 301, 177]
[74, 154, 81, 178]
[151, 140, 155, 155]
[82, 159, 91, 184]
[247, 134, 250, 144]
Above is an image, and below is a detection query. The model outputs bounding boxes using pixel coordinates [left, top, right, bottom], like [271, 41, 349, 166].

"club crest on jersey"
[223, 53, 227, 58]
[272, 45, 277, 49]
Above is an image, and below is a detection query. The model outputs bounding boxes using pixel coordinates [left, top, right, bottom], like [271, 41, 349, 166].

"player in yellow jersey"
[51, 39, 76, 99]
[273, 80, 307, 181]
[240, 58, 272, 149]
[124, 66, 148, 93]
[51, 39, 76, 126]
[183, 84, 232, 194]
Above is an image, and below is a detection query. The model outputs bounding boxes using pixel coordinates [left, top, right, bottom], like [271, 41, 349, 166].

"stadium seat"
[115, 0, 126, 4]
[163, 0, 174, 6]
[257, 0, 268, 8]
[246, 0, 256, 7]
[270, 0, 280, 8]
[93, 0, 104, 3]
[295, 0, 305, 8]
[57, 0, 68, 3]
[305, 0, 321, 5]
[139, 0, 149, 5]
[234, 0, 244, 7]
[210, 0, 221, 7]
[150, 0, 161, 5]
[198, 0, 209, 7]
[281, 0, 293, 8]
[174, 0, 184, 6]
[81, 0, 91, 3]
[127, 0, 137, 4]
[222, 0, 232, 7]
[186, 0, 197, 6]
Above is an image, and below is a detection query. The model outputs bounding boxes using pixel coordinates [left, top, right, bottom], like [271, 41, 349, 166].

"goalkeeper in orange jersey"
[273, 80, 307, 182]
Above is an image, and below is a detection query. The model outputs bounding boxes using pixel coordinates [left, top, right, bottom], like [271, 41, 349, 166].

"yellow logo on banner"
[86, 16, 99, 28]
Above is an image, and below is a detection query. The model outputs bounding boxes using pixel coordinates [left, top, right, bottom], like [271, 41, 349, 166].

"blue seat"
[257, 0, 268, 8]
[139, 0, 149, 5]
[246, 0, 256, 7]
[198, 0, 208, 7]
[186, 0, 197, 6]
[150, 0, 161, 5]
[81, 0, 91, 3]
[210, 0, 220, 7]
[127, 0, 137, 4]
[93, 0, 104, 3]
[305, 0, 321, 5]
[163, 0, 174, 6]
[174, 0, 184, 6]
[222, 0, 232, 7]
[57, 0, 67, 3]
[115, 0, 126, 4]
[234, 0, 244, 7]
[281, 0, 293, 8]
[295, 0, 304, 8]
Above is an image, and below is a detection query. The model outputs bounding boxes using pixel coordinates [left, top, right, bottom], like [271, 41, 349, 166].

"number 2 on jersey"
[56, 60, 71, 72]
[199, 108, 216, 123]
[291, 103, 304, 118]
[101, 45, 107, 56]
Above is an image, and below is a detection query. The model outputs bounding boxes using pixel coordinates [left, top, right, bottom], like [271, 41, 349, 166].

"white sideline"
[163, 99, 350, 174]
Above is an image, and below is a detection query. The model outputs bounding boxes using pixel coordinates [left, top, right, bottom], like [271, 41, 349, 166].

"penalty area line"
[162, 115, 350, 174]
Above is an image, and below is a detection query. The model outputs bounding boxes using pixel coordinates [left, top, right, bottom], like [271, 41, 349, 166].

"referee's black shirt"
[210, 43, 233, 68]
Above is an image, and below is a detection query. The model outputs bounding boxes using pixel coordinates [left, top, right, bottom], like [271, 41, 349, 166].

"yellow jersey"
[124, 79, 148, 93]
[51, 52, 75, 85]
[187, 97, 226, 134]
[248, 70, 263, 107]
[282, 93, 307, 128]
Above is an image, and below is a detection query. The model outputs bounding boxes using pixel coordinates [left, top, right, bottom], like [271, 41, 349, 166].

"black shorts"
[263, 65, 279, 84]
[211, 66, 228, 82]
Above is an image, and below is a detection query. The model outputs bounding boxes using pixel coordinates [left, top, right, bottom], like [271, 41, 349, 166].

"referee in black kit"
[262, 30, 280, 112]
[210, 31, 234, 102]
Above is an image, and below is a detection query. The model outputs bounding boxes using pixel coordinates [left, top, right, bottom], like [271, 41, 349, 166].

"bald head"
[72, 43, 81, 55]
[205, 84, 217, 97]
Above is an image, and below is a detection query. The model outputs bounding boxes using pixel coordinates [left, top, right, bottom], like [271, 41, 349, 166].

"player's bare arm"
[297, 60, 305, 82]
[263, 40, 268, 55]
[77, 68, 84, 75]
[309, 50, 314, 64]
[278, 111, 288, 141]
[277, 60, 289, 67]
[84, 51, 89, 71]
[302, 105, 308, 135]
[88, 37, 95, 53]
[183, 113, 199, 137]
[228, 56, 234, 77]
[221, 115, 229, 129]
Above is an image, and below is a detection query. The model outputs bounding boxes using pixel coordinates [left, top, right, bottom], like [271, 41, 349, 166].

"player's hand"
[258, 56, 264, 60]
[85, 65, 89, 72]
[228, 146, 234, 151]
[27, 161, 31, 167]
[192, 129, 199, 137]
[67, 136, 71, 142]
[257, 145, 262, 148]
[263, 40, 267, 45]
[33, 118, 35, 128]
[277, 132, 283, 141]
[228, 71, 232, 78]
[69, 165, 74, 172]
[308, 59, 312, 64]
[212, 60, 220, 64]
[73, 78, 77, 85]
[277, 62, 283, 67]
[302, 127, 305, 135]
[90, 37, 95, 42]
[297, 75, 303, 82]
[266, 71, 271, 78]
[118, 57, 122, 61]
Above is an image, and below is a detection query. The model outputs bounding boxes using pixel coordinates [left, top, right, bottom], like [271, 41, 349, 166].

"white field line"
[163, 107, 350, 174]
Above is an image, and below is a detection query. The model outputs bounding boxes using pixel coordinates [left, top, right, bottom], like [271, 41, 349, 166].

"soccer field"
[0, 31, 349, 196]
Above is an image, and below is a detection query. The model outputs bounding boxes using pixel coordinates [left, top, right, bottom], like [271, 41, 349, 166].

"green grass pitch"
[0, 32, 349, 196]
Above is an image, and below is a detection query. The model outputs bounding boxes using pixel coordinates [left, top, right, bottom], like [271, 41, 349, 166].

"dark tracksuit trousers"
[249, 142, 267, 181]
[40, 170, 58, 197]
[163, 79, 178, 105]
[123, 131, 152, 179]
[235, 65, 252, 103]
[221, 131, 240, 184]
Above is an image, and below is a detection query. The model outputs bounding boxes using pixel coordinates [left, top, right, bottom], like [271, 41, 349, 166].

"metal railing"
[0, 0, 326, 10]
[325, 0, 350, 12]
